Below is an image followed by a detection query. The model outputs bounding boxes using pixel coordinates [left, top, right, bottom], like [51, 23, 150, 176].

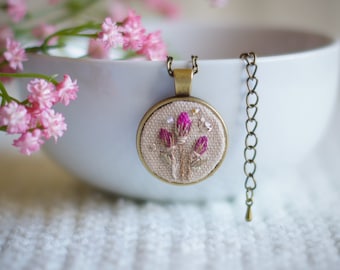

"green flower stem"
[25, 22, 101, 54]
[0, 81, 11, 106]
[0, 126, 7, 132]
[25, 44, 66, 53]
[0, 75, 42, 106]
[0, 73, 59, 85]
[59, 33, 98, 38]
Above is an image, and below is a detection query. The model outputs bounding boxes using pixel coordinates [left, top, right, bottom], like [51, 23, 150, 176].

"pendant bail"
[173, 69, 193, 97]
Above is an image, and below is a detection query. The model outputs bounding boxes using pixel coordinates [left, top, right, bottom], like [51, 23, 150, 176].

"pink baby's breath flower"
[98, 17, 124, 49]
[56, 74, 79, 106]
[27, 78, 57, 109]
[0, 26, 14, 47]
[4, 38, 27, 71]
[144, 0, 181, 18]
[0, 101, 30, 134]
[121, 10, 146, 51]
[13, 129, 44, 155]
[25, 102, 42, 129]
[40, 109, 67, 142]
[6, 0, 27, 22]
[194, 136, 208, 155]
[87, 38, 110, 59]
[138, 31, 167, 61]
[32, 23, 57, 45]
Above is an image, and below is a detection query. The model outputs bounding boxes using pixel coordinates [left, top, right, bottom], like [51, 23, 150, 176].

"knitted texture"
[0, 111, 340, 270]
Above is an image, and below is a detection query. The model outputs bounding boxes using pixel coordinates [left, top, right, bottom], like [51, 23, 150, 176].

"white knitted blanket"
[1, 109, 340, 270]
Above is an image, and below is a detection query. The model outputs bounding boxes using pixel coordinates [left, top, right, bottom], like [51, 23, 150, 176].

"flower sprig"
[0, 8, 168, 154]
[2, 9, 168, 63]
[0, 72, 78, 155]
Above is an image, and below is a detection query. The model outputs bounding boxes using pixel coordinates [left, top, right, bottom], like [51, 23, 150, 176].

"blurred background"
[181, 0, 340, 35]
[1, 0, 339, 33]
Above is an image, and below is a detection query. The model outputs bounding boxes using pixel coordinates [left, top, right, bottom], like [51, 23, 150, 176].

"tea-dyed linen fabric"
[0, 111, 340, 270]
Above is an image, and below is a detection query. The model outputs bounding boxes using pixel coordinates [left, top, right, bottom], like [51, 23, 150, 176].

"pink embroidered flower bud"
[159, 128, 174, 148]
[176, 111, 191, 138]
[194, 136, 208, 155]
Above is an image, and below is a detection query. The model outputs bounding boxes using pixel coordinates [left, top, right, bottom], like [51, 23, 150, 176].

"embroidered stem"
[159, 128, 178, 180]
[171, 153, 177, 180]
[176, 112, 192, 181]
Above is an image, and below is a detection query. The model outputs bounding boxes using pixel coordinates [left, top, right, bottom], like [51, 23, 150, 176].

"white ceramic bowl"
[25, 24, 339, 201]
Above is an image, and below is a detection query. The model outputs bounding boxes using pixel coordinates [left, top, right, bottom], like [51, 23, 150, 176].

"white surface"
[23, 26, 339, 201]
[0, 106, 340, 270]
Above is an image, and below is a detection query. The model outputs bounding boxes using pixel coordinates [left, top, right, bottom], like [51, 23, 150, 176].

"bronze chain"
[167, 55, 199, 77]
[240, 52, 259, 222]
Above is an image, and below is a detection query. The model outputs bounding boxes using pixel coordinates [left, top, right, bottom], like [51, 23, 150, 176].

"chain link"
[240, 52, 259, 222]
[167, 55, 199, 77]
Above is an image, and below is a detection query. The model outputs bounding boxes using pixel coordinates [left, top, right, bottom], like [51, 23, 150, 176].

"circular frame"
[136, 96, 229, 185]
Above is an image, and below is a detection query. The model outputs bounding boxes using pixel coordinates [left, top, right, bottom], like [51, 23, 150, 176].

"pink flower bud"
[121, 10, 146, 51]
[159, 128, 174, 148]
[176, 112, 191, 137]
[98, 17, 124, 49]
[27, 78, 57, 109]
[4, 38, 27, 71]
[0, 101, 30, 134]
[194, 136, 208, 155]
[7, 0, 27, 23]
[88, 39, 110, 59]
[56, 74, 79, 106]
[13, 129, 44, 155]
[138, 30, 167, 61]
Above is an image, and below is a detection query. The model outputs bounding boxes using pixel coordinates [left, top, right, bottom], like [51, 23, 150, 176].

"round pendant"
[137, 96, 228, 185]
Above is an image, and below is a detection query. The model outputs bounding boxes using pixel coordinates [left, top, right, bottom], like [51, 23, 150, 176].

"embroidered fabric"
[139, 100, 227, 184]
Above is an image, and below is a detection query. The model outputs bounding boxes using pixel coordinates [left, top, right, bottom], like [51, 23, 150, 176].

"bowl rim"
[27, 25, 339, 64]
